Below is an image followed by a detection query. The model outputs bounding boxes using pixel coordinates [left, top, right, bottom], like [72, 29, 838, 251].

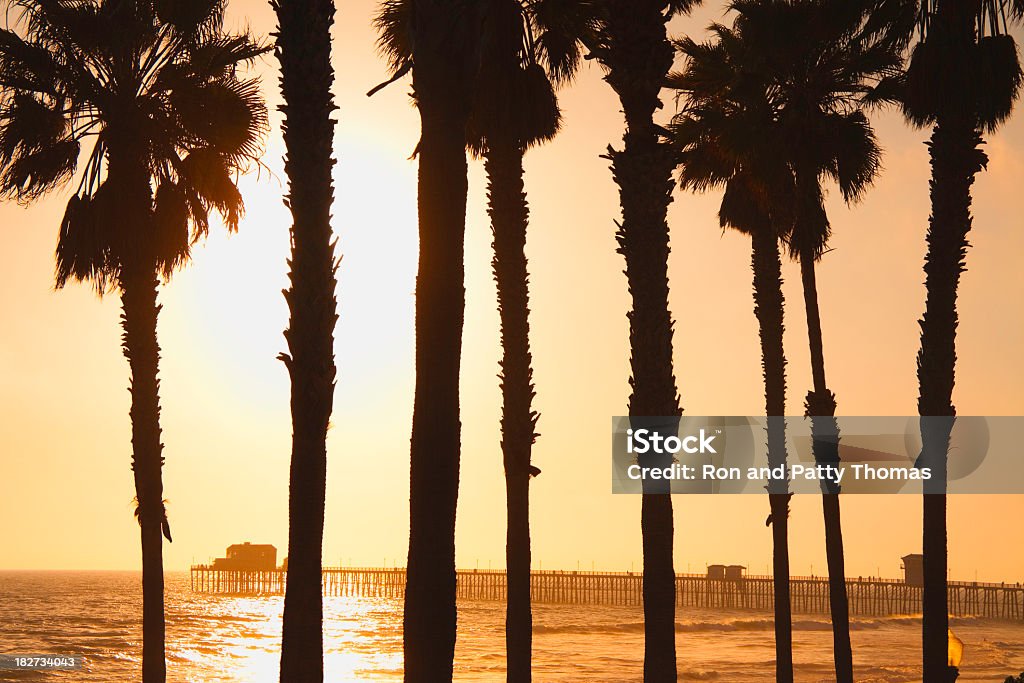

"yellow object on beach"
[948, 628, 964, 668]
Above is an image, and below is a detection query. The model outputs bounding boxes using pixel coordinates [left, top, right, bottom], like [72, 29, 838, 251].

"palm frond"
[527, 0, 596, 84]
[155, 0, 225, 43]
[787, 178, 830, 261]
[180, 148, 243, 231]
[666, 0, 702, 19]
[152, 180, 191, 278]
[55, 190, 116, 293]
[0, 137, 79, 201]
[973, 34, 1022, 131]
[819, 111, 882, 202]
[860, 0, 919, 52]
[0, 92, 69, 164]
[170, 77, 268, 163]
[720, 171, 770, 236]
[374, 0, 413, 73]
[180, 33, 272, 79]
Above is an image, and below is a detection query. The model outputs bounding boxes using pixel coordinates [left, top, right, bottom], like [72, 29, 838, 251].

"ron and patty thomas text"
[624, 428, 933, 483]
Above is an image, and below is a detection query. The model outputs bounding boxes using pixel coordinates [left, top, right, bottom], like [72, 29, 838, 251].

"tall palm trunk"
[404, 4, 473, 679]
[274, 1, 339, 681]
[918, 113, 985, 682]
[121, 263, 168, 683]
[110, 143, 168, 683]
[485, 138, 538, 683]
[916, 5, 988, 679]
[750, 227, 793, 683]
[797, 249, 852, 683]
[600, 3, 682, 679]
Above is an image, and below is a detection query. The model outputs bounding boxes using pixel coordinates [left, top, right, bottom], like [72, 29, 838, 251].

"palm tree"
[379, 1, 694, 676]
[564, 2, 703, 677]
[271, 0, 339, 681]
[374, 2, 482, 680]
[469, 3, 554, 680]
[0, 2, 267, 681]
[669, 27, 798, 681]
[866, 0, 1023, 678]
[376, 3, 578, 678]
[471, 1, 598, 677]
[722, 3, 902, 680]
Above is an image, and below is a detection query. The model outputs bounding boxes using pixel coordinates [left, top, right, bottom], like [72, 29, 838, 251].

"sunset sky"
[1, 1, 1022, 584]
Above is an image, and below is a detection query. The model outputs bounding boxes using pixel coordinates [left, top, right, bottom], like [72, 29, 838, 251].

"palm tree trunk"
[600, 4, 682, 680]
[918, 112, 986, 683]
[750, 227, 793, 683]
[917, 3, 990, 678]
[404, 4, 473, 677]
[404, 114, 466, 683]
[273, 1, 339, 681]
[484, 139, 538, 683]
[797, 252, 828, 394]
[108, 139, 168, 683]
[797, 251, 852, 683]
[120, 264, 168, 683]
[768, 493, 793, 683]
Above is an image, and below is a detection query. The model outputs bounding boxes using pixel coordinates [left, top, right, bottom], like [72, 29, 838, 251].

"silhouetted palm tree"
[271, 0, 339, 681]
[867, 0, 1023, 678]
[550, 2, 702, 677]
[468, 2, 562, 679]
[0, 2, 267, 681]
[374, 2, 482, 680]
[376, 3, 574, 678]
[722, 4, 901, 680]
[669, 26, 798, 680]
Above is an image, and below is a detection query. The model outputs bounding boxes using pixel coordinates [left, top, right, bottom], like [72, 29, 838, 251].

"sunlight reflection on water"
[1, 571, 1022, 682]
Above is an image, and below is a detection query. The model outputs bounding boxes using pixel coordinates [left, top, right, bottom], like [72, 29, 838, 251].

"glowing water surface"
[1, 571, 1022, 681]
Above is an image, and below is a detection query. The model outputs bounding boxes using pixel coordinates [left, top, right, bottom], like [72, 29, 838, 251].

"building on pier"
[212, 542, 277, 571]
[707, 564, 746, 580]
[902, 554, 924, 586]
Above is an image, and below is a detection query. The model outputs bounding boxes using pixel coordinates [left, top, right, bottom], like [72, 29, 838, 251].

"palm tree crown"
[375, 0, 571, 154]
[869, 0, 1024, 131]
[716, 0, 900, 261]
[0, 0, 269, 290]
[669, 23, 795, 240]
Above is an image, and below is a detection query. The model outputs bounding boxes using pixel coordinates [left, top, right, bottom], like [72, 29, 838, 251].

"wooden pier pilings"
[188, 565, 1024, 621]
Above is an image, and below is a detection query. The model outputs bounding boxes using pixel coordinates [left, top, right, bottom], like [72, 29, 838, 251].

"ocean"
[1, 571, 1022, 682]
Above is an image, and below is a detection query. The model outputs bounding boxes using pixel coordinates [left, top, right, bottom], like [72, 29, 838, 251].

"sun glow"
[161, 135, 419, 414]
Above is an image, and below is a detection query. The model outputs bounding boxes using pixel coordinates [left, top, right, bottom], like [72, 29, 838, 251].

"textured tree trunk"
[600, 3, 682, 680]
[109, 139, 167, 683]
[120, 264, 168, 683]
[797, 250, 852, 683]
[918, 112, 985, 683]
[750, 228, 793, 683]
[768, 493, 793, 683]
[485, 140, 537, 683]
[404, 3, 474, 679]
[916, 4, 989, 678]
[821, 494, 852, 682]
[273, 1, 339, 681]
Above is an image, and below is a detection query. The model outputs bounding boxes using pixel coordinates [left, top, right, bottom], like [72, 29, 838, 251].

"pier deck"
[189, 565, 1024, 621]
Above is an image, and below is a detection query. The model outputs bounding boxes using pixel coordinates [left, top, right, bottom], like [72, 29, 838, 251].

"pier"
[189, 565, 1024, 621]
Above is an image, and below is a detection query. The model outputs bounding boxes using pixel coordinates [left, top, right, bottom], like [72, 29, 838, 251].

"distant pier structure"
[190, 556, 1024, 621]
[212, 542, 277, 571]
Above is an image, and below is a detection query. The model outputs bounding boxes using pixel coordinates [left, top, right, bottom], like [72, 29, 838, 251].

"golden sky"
[1, 1, 1022, 583]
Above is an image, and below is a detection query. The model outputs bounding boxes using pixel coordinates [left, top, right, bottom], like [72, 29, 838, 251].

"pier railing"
[189, 565, 1024, 621]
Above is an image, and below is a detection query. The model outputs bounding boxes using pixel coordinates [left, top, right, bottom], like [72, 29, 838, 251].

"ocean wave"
[532, 614, 960, 636]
